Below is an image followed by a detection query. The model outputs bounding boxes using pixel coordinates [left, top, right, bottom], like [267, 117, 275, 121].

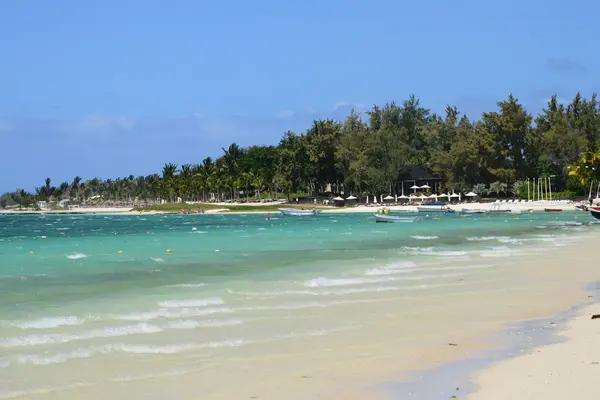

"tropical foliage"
[2, 93, 600, 209]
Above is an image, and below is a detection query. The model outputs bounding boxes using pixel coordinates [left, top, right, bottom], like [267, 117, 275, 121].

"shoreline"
[467, 295, 600, 399]
[0, 201, 584, 216]
[384, 281, 600, 399]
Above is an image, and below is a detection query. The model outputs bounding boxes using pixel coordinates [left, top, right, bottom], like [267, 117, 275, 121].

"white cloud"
[73, 114, 136, 135]
[277, 110, 295, 118]
[333, 101, 365, 111]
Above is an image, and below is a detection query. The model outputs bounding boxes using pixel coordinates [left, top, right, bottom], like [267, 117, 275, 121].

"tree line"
[2, 93, 599, 209]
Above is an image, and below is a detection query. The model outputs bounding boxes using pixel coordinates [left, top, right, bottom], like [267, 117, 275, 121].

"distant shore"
[0, 200, 583, 216]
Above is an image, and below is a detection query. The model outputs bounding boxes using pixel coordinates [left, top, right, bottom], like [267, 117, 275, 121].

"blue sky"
[0, 0, 597, 192]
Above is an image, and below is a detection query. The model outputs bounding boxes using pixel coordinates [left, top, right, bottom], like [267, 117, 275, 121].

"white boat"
[461, 208, 488, 214]
[487, 204, 521, 214]
[373, 213, 423, 223]
[278, 208, 321, 217]
[416, 206, 451, 212]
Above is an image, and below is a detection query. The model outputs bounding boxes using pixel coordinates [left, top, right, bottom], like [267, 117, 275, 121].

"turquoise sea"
[0, 211, 597, 399]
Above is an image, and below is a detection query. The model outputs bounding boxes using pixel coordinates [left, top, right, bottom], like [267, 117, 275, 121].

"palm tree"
[568, 144, 600, 186]
[221, 143, 243, 200]
[70, 176, 82, 201]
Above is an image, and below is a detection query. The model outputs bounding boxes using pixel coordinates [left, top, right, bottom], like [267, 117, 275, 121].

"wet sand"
[468, 302, 600, 400]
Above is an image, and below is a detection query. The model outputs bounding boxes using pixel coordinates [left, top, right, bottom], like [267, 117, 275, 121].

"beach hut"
[332, 196, 345, 207]
[465, 192, 478, 202]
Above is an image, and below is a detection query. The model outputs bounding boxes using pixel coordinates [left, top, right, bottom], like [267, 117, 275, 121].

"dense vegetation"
[2, 93, 599, 209]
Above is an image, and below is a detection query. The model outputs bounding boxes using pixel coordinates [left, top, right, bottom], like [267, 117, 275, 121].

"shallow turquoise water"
[0, 211, 594, 316]
[0, 210, 597, 398]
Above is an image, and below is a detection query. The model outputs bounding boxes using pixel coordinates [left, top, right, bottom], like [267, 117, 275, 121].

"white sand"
[0, 199, 582, 215]
[469, 303, 600, 400]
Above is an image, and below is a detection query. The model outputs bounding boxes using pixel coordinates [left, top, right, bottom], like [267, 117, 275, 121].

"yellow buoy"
[146, 231, 150, 234]
[216, 226, 220, 229]
[117, 250, 123, 254]
[165, 249, 172, 253]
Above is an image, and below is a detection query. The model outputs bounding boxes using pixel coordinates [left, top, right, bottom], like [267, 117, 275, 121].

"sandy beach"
[468, 302, 600, 400]
[0, 200, 584, 216]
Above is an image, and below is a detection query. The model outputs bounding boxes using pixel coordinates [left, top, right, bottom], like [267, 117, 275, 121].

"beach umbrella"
[399, 194, 408, 199]
[333, 196, 344, 201]
[465, 192, 478, 197]
[428, 194, 437, 198]
[450, 193, 459, 198]
[410, 185, 419, 193]
[418, 194, 427, 200]
[346, 195, 357, 200]
[420, 184, 430, 189]
[384, 195, 394, 201]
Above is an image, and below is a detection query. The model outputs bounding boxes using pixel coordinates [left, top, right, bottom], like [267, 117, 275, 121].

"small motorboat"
[416, 206, 452, 213]
[590, 207, 600, 220]
[373, 213, 423, 223]
[544, 208, 563, 212]
[278, 208, 321, 217]
[461, 208, 488, 214]
[575, 204, 589, 212]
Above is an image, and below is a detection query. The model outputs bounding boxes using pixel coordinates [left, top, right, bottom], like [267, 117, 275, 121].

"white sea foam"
[1, 323, 161, 348]
[168, 318, 243, 329]
[158, 297, 223, 308]
[240, 298, 375, 311]
[4, 316, 87, 329]
[305, 273, 458, 288]
[411, 235, 439, 240]
[402, 247, 468, 257]
[305, 276, 392, 288]
[113, 307, 231, 321]
[66, 253, 88, 260]
[364, 261, 417, 276]
[150, 257, 165, 263]
[479, 246, 525, 258]
[168, 282, 206, 288]
[466, 236, 510, 241]
[229, 289, 320, 297]
[16, 338, 249, 364]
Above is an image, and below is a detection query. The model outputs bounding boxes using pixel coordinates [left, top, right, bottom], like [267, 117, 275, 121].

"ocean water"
[0, 211, 596, 399]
